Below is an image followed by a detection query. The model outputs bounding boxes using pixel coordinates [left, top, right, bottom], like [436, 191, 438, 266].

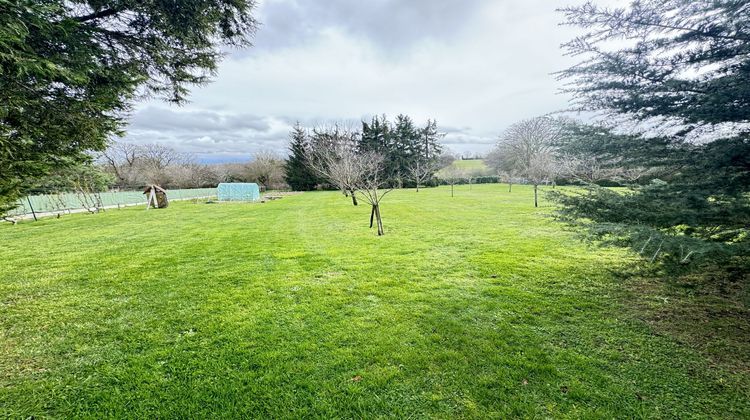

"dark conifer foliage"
[284, 123, 321, 191]
[0, 0, 259, 214]
[554, 1, 750, 269]
[359, 115, 443, 187]
[285, 115, 446, 191]
[558, 0, 750, 129]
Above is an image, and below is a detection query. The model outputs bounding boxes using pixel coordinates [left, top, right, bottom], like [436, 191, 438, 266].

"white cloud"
[125, 0, 592, 161]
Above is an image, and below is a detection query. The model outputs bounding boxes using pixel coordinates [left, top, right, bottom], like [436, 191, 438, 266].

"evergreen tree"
[361, 115, 399, 183]
[420, 119, 444, 164]
[284, 123, 320, 191]
[359, 115, 391, 155]
[0, 1, 258, 215]
[360, 115, 445, 188]
[390, 114, 421, 185]
[554, 0, 750, 270]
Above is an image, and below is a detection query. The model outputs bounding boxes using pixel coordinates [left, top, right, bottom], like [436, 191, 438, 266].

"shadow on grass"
[619, 259, 750, 375]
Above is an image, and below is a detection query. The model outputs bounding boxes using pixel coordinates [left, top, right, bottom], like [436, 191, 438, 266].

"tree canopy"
[558, 0, 750, 131]
[0, 0, 258, 214]
[554, 0, 750, 270]
[487, 116, 562, 203]
[284, 123, 321, 191]
[284, 115, 445, 192]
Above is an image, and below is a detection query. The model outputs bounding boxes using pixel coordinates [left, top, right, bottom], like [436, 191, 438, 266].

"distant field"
[438, 159, 494, 177]
[452, 159, 488, 170]
[1, 184, 748, 418]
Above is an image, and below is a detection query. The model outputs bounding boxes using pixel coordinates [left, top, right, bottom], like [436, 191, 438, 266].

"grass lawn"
[1, 184, 747, 418]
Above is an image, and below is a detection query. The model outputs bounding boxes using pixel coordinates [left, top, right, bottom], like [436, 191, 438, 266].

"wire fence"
[7, 188, 218, 218]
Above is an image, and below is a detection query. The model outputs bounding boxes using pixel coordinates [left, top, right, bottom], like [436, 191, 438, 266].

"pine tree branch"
[73, 8, 121, 23]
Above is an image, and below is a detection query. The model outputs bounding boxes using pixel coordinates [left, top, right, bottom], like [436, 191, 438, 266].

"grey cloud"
[443, 132, 495, 146]
[123, 1, 589, 161]
[123, 107, 494, 162]
[128, 107, 271, 133]
[441, 125, 474, 135]
[123, 106, 291, 162]
[250, 0, 484, 53]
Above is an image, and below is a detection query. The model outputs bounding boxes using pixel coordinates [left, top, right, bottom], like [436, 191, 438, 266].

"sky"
[123, 0, 595, 163]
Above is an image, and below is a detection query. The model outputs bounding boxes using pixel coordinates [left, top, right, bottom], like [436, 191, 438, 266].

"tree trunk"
[416, 183, 420, 192]
[508, 181, 512, 193]
[370, 205, 376, 228]
[374, 204, 384, 236]
[350, 190, 358, 206]
[451, 183, 454, 197]
[534, 184, 538, 208]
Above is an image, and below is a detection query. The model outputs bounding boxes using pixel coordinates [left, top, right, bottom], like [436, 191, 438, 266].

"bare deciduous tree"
[490, 117, 562, 206]
[100, 141, 221, 189]
[306, 129, 393, 235]
[355, 152, 392, 236]
[243, 151, 286, 190]
[526, 151, 558, 207]
[407, 159, 438, 192]
[486, 146, 517, 192]
[561, 154, 616, 185]
[439, 165, 466, 197]
[616, 166, 651, 184]
[138, 144, 188, 186]
[170, 162, 223, 188]
[100, 142, 142, 188]
[438, 152, 457, 169]
[306, 125, 362, 205]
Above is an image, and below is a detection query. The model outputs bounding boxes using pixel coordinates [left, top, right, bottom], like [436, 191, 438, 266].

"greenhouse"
[217, 183, 261, 202]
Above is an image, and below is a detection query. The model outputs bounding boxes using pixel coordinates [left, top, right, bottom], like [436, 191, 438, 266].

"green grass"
[452, 159, 487, 170]
[1, 184, 747, 418]
[438, 159, 493, 177]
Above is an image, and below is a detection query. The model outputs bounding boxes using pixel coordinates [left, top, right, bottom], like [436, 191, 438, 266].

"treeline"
[484, 116, 662, 207]
[25, 144, 288, 197]
[100, 143, 288, 191]
[285, 114, 452, 191]
[26, 114, 452, 200]
[99, 143, 220, 191]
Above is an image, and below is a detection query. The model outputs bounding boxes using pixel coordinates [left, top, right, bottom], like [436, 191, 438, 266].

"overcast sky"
[124, 0, 596, 163]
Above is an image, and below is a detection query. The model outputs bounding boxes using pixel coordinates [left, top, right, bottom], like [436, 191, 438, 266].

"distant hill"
[437, 159, 494, 177]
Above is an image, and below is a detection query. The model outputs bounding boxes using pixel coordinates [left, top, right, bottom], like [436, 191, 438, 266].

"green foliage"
[359, 115, 443, 186]
[0, 0, 258, 215]
[555, 1, 750, 271]
[389, 115, 419, 179]
[31, 163, 115, 195]
[283, 123, 321, 191]
[451, 159, 491, 174]
[359, 115, 391, 156]
[558, 0, 750, 128]
[296, 115, 445, 191]
[1, 185, 748, 417]
[552, 129, 750, 268]
[420, 119, 444, 163]
[436, 159, 493, 180]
